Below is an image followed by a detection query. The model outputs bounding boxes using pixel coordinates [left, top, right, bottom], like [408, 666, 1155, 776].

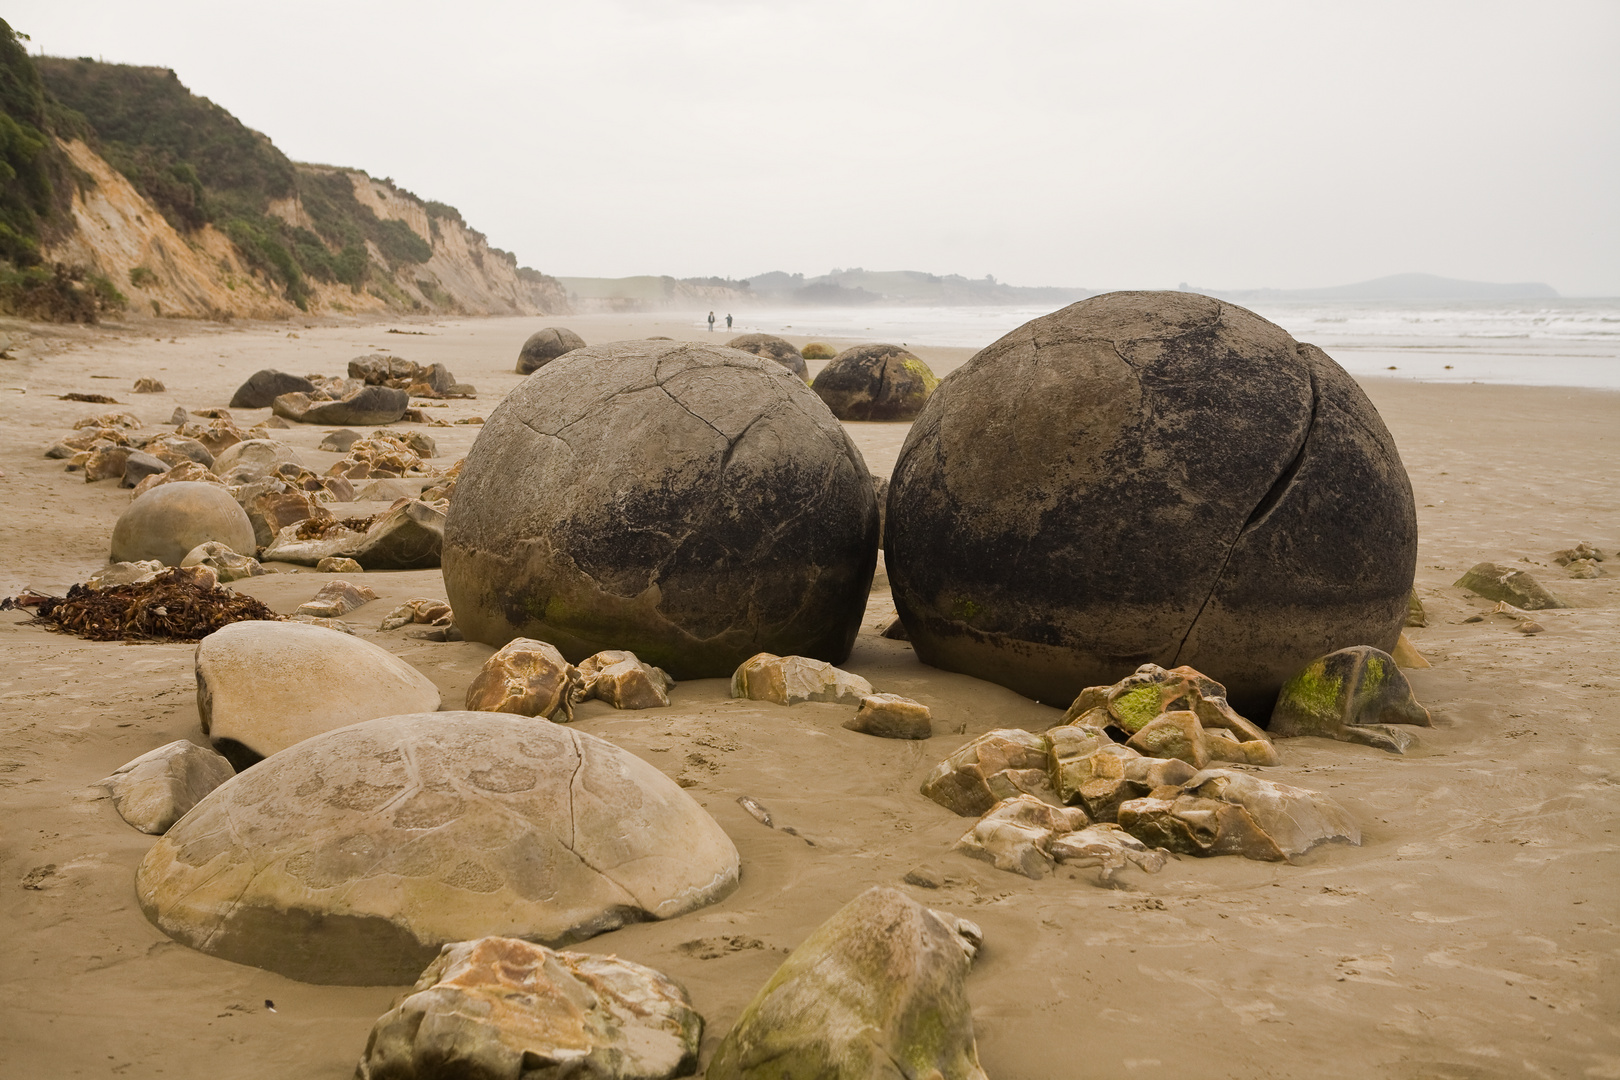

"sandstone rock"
[118, 450, 169, 489]
[318, 556, 364, 574]
[395, 430, 436, 458]
[1406, 589, 1427, 627]
[144, 434, 214, 469]
[380, 597, 454, 631]
[1392, 631, 1430, 669]
[296, 579, 378, 618]
[1060, 663, 1277, 764]
[578, 650, 675, 710]
[137, 712, 741, 983]
[111, 481, 257, 567]
[800, 341, 837, 360]
[247, 489, 331, 550]
[193, 418, 247, 456]
[465, 638, 585, 722]
[953, 795, 1090, 878]
[726, 332, 809, 380]
[1269, 645, 1431, 753]
[327, 435, 429, 479]
[318, 428, 362, 453]
[517, 327, 586, 374]
[1455, 561, 1565, 610]
[844, 692, 931, 739]
[287, 614, 357, 634]
[1050, 823, 1169, 880]
[887, 292, 1417, 717]
[95, 740, 234, 835]
[921, 728, 1055, 817]
[132, 377, 165, 393]
[194, 620, 441, 768]
[878, 613, 910, 641]
[262, 498, 444, 570]
[1117, 768, 1359, 861]
[1125, 710, 1275, 768]
[356, 937, 702, 1080]
[812, 343, 938, 421]
[179, 541, 265, 582]
[43, 441, 76, 459]
[85, 560, 164, 590]
[1552, 541, 1605, 566]
[132, 460, 220, 499]
[74, 410, 141, 430]
[1567, 559, 1605, 579]
[730, 652, 873, 706]
[273, 385, 410, 426]
[230, 369, 316, 409]
[447, 340, 878, 678]
[1046, 730, 1198, 822]
[212, 438, 305, 479]
[706, 886, 985, 1080]
[83, 444, 134, 482]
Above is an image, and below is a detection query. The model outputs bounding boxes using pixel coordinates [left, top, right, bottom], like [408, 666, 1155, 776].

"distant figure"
[708, 311, 716, 332]
[726, 313, 733, 329]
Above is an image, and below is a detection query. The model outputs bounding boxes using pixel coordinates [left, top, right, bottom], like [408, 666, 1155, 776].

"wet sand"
[1, 312, 1617, 1078]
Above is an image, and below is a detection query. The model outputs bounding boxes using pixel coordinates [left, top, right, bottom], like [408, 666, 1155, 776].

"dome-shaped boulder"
[110, 481, 256, 566]
[886, 291, 1417, 716]
[812, 343, 938, 421]
[445, 340, 878, 678]
[229, 369, 315, 409]
[801, 341, 837, 360]
[726, 333, 808, 381]
[136, 711, 741, 984]
[517, 327, 586, 374]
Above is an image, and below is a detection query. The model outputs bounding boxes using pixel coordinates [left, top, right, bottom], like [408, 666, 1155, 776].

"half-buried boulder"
[886, 291, 1418, 717]
[1269, 645, 1431, 753]
[444, 340, 879, 678]
[110, 481, 257, 567]
[727, 333, 809, 380]
[517, 327, 586, 374]
[136, 711, 742, 984]
[812, 343, 938, 421]
[194, 620, 442, 768]
[230, 369, 316, 409]
[272, 385, 410, 426]
[95, 740, 235, 835]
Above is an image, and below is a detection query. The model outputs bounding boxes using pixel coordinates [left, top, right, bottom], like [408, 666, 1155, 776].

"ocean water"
[720, 298, 1620, 389]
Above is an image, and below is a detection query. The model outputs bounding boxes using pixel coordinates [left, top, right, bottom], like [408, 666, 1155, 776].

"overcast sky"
[11, 1, 1619, 294]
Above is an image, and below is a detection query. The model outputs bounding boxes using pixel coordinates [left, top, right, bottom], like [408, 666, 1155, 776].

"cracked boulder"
[195, 620, 442, 769]
[1051, 823, 1168, 880]
[1117, 768, 1359, 861]
[465, 638, 585, 722]
[578, 649, 674, 710]
[95, 739, 235, 835]
[844, 692, 931, 739]
[357, 937, 702, 1080]
[111, 481, 257, 567]
[730, 652, 873, 706]
[812, 343, 939, 421]
[262, 498, 444, 570]
[886, 291, 1417, 717]
[706, 886, 986, 1080]
[1061, 662, 1278, 766]
[921, 728, 1055, 817]
[726, 332, 809, 380]
[444, 340, 879, 678]
[179, 541, 265, 583]
[1046, 726, 1198, 821]
[953, 794, 1089, 878]
[517, 327, 586, 374]
[1269, 645, 1430, 753]
[136, 711, 742, 984]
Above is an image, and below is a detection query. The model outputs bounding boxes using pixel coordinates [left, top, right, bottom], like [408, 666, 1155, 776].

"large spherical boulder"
[517, 327, 586, 374]
[136, 711, 742, 984]
[445, 340, 879, 678]
[726, 333, 809, 381]
[110, 481, 256, 566]
[812, 343, 938, 420]
[886, 291, 1417, 716]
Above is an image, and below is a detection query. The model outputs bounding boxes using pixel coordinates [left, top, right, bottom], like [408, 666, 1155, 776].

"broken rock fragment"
[379, 597, 453, 631]
[1050, 823, 1169, 880]
[96, 740, 235, 834]
[729, 652, 873, 706]
[464, 638, 584, 722]
[296, 579, 378, 619]
[578, 650, 674, 710]
[179, 541, 265, 583]
[953, 795, 1089, 879]
[1455, 561, 1566, 609]
[1269, 645, 1430, 754]
[920, 728, 1055, 817]
[1046, 729, 1197, 822]
[844, 692, 932, 739]
[1117, 769, 1359, 862]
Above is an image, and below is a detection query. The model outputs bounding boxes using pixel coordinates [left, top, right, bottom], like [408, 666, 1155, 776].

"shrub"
[128, 265, 157, 287]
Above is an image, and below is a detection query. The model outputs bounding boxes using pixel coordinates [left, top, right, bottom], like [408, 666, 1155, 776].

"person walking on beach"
[726, 313, 733, 329]
[708, 311, 716, 332]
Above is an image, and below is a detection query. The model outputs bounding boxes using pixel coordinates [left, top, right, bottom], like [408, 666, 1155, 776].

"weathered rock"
[730, 653, 874, 707]
[246, 489, 331, 550]
[131, 460, 220, 499]
[43, 441, 77, 459]
[85, 559, 164, 591]
[1406, 589, 1427, 627]
[230, 369, 317, 409]
[706, 886, 985, 1080]
[726, 332, 809, 380]
[1060, 663, 1278, 765]
[296, 579, 378, 618]
[273, 385, 410, 426]
[145, 434, 214, 469]
[327, 435, 429, 480]
[318, 556, 364, 574]
[801, 341, 837, 361]
[578, 650, 674, 710]
[872, 472, 890, 547]
[1050, 823, 1169, 880]
[110, 481, 257, 567]
[1269, 645, 1431, 754]
[953, 795, 1090, 878]
[179, 541, 265, 582]
[1391, 631, 1430, 670]
[192, 418, 248, 456]
[465, 638, 585, 722]
[83, 444, 134, 482]
[380, 597, 454, 631]
[132, 377, 165, 393]
[74, 410, 141, 430]
[844, 693, 931, 739]
[263, 498, 444, 570]
[1552, 541, 1605, 566]
[1455, 562, 1567, 609]
[1125, 710, 1275, 768]
[119, 450, 169, 488]
[812, 343, 938, 421]
[395, 430, 436, 458]
[1046, 730, 1198, 822]
[887, 292, 1418, 717]
[137, 712, 741, 983]
[446, 340, 879, 678]
[212, 438, 305, 479]
[356, 937, 702, 1080]
[95, 740, 234, 835]
[920, 728, 1055, 817]
[517, 327, 586, 374]
[1566, 559, 1604, 579]
[168, 406, 189, 425]
[1117, 768, 1359, 861]
[194, 620, 442, 768]
[318, 428, 362, 453]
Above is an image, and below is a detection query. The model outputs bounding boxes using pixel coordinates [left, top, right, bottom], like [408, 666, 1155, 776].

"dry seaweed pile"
[11, 570, 281, 642]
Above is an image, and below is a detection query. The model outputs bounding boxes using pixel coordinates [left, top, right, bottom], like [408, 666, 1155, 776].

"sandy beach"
[1, 311, 1616, 1079]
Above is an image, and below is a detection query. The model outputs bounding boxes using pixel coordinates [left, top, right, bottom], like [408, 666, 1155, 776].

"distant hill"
[1184, 272, 1559, 302]
[749, 268, 1091, 307]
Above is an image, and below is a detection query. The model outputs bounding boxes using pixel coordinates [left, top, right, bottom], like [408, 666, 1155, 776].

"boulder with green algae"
[811, 343, 939, 421]
[1269, 645, 1430, 754]
[726, 333, 809, 380]
[1117, 768, 1359, 861]
[1046, 729, 1197, 822]
[1060, 663, 1278, 765]
[705, 886, 987, 1080]
[1455, 562, 1566, 610]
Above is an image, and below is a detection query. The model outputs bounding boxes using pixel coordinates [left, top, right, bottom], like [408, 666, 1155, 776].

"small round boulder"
[812, 343, 938, 421]
[136, 711, 742, 984]
[110, 481, 257, 567]
[886, 291, 1417, 716]
[517, 327, 586, 374]
[445, 340, 878, 678]
[726, 333, 808, 381]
